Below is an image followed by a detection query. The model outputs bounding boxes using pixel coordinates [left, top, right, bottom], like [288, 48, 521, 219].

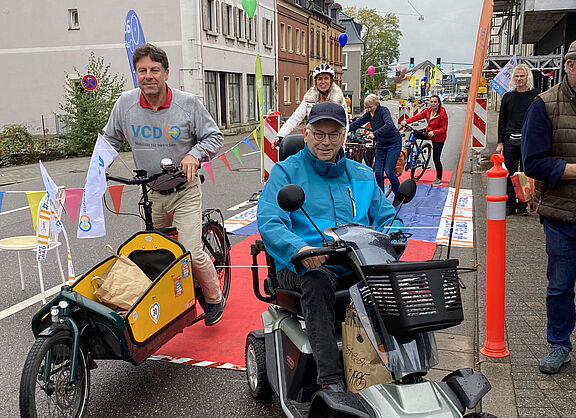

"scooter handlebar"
[290, 246, 347, 269]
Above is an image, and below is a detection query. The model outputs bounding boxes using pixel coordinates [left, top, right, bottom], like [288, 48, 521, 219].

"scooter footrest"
[441, 368, 491, 409]
[310, 390, 371, 418]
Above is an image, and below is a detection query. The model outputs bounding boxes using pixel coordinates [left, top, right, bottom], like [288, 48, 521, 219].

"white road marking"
[227, 200, 256, 211]
[0, 206, 29, 216]
[0, 285, 61, 320]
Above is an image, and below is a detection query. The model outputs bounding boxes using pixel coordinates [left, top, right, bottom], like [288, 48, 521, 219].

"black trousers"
[503, 138, 527, 211]
[432, 141, 444, 180]
[277, 267, 353, 385]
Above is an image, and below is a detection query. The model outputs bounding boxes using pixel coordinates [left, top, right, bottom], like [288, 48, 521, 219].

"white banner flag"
[38, 161, 62, 236]
[489, 55, 517, 96]
[77, 134, 118, 239]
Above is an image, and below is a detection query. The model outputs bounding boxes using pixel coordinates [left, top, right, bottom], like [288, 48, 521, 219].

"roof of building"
[338, 10, 363, 45]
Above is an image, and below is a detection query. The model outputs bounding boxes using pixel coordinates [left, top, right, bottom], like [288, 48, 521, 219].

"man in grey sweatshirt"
[102, 43, 224, 326]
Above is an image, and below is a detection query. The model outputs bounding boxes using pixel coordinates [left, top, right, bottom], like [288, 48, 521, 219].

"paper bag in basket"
[92, 253, 151, 310]
[510, 171, 534, 203]
[342, 305, 392, 393]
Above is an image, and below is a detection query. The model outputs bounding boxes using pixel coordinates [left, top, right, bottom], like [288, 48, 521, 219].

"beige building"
[0, 1, 276, 134]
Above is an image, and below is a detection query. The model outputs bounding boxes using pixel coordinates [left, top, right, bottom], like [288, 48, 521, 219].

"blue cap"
[307, 102, 347, 127]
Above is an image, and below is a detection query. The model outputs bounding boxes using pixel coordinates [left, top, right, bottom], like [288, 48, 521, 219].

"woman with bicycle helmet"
[349, 94, 402, 196]
[401, 95, 448, 186]
[274, 64, 347, 147]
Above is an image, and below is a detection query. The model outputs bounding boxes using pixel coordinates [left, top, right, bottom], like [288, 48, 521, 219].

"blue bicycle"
[401, 125, 432, 181]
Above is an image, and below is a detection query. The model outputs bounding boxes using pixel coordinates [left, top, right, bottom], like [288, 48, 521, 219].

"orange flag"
[449, 0, 493, 254]
[25, 191, 46, 230]
[218, 154, 233, 173]
[108, 184, 125, 216]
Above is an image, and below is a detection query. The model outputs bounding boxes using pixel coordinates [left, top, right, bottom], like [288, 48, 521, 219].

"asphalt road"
[0, 102, 470, 417]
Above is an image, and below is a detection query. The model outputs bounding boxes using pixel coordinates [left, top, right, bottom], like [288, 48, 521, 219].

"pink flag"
[202, 161, 215, 184]
[108, 184, 125, 215]
[64, 188, 84, 225]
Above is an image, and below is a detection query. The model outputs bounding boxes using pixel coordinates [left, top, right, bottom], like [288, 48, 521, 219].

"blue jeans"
[374, 142, 402, 195]
[544, 220, 576, 350]
[277, 267, 354, 385]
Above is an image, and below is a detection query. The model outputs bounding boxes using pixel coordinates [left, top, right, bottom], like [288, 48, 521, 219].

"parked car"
[454, 93, 469, 102]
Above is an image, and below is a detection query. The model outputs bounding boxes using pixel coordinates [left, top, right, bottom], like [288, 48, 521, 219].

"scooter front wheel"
[245, 334, 272, 400]
[20, 331, 90, 418]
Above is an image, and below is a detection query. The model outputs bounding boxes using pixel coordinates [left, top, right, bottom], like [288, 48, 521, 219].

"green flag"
[255, 54, 265, 181]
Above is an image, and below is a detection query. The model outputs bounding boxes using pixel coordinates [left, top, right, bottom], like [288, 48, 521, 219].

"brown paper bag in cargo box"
[92, 253, 151, 310]
[342, 305, 393, 393]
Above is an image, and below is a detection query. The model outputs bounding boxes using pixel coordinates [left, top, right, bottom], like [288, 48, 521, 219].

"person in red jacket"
[401, 95, 449, 185]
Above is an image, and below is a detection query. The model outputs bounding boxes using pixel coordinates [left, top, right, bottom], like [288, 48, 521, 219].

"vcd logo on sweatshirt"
[131, 125, 182, 140]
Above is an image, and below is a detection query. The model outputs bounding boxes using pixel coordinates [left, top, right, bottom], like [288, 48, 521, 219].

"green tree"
[343, 7, 401, 95]
[59, 53, 126, 156]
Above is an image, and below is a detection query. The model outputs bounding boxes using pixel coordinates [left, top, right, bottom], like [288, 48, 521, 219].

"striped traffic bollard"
[480, 154, 510, 358]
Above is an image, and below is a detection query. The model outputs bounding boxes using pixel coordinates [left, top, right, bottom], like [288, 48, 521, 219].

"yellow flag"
[26, 191, 46, 230]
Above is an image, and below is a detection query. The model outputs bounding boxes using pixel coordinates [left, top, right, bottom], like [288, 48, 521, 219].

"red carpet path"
[154, 233, 437, 369]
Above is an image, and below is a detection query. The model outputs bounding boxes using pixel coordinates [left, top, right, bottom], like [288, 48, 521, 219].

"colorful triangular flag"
[0, 191, 4, 214]
[202, 161, 215, 184]
[242, 137, 257, 152]
[231, 145, 243, 166]
[64, 188, 84, 225]
[252, 130, 260, 149]
[108, 184, 125, 215]
[25, 191, 46, 230]
[217, 154, 233, 173]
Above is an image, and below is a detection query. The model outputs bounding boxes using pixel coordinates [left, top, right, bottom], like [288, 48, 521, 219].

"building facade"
[0, 0, 276, 135]
[276, 0, 309, 118]
[339, 11, 364, 113]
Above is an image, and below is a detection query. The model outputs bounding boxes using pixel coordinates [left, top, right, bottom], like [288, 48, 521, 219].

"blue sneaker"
[539, 346, 571, 374]
[204, 301, 224, 326]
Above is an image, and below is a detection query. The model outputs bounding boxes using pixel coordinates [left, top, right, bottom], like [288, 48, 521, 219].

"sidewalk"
[475, 109, 576, 417]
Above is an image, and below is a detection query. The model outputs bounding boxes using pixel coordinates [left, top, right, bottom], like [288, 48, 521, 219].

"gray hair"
[364, 94, 380, 107]
[509, 63, 534, 91]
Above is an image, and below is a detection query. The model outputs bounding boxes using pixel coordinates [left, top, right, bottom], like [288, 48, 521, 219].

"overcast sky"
[339, 0, 485, 72]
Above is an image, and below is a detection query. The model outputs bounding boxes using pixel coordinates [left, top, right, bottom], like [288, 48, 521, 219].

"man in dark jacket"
[497, 63, 540, 216]
[522, 40, 576, 374]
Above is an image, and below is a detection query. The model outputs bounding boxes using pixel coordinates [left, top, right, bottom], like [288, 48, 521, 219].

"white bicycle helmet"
[312, 64, 335, 79]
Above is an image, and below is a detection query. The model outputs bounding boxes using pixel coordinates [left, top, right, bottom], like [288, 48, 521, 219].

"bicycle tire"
[411, 143, 432, 181]
[20, 331, 90, 418]
[199, 220, 231, 309]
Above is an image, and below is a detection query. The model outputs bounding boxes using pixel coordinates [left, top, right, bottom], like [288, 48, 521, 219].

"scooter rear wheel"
[20, 331, 90, 418]
[245, 334, 272, 400]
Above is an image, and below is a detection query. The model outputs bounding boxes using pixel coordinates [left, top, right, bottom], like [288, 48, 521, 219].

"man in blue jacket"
[257, 101, 403, 391]
[522, 40, 576, 375]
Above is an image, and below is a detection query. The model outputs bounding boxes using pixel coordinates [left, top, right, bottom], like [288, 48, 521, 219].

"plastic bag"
[395, 148, 407, 176]
[510, 171, 534, 203]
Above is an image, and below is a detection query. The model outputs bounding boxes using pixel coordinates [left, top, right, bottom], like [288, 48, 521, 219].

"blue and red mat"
[154, 170, 452, 368]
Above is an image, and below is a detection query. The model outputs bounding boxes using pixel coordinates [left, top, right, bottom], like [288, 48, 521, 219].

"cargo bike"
[19, 160, 231, 417]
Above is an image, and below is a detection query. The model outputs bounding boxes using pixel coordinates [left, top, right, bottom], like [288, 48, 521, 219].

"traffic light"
[436, 57, 441, 68]
[409, 57, 415, 68]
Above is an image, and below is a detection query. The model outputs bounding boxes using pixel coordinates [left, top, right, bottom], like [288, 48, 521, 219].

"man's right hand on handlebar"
[180, 154, 200, 182]
[273, 136, 283, 148]
[298, 245, 329, 269]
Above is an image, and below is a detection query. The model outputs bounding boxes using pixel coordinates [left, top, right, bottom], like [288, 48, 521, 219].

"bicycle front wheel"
[20, 331, 90, 418]
[201, 220, 231, 308]
[411, 143, 432, 181]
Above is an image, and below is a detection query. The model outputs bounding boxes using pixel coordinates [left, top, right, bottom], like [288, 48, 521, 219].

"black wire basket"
[362, 259, 463, 335]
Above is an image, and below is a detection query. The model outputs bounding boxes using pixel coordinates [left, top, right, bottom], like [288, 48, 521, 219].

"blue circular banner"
[124, 10, 146, 88]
